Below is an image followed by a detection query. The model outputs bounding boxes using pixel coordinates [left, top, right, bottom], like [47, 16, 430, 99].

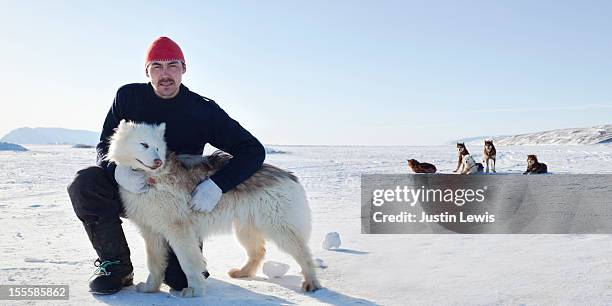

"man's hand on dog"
[115, 165, 151, 193]
[189, 179, 222, 212]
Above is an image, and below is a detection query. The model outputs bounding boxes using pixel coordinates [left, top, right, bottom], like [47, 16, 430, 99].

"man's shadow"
[94, 276, 378, 305]
[94, 278, 292, 306]
[95, 246, 376, 306]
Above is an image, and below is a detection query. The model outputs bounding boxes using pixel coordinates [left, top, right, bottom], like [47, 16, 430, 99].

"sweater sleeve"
[207, 102, 266, 193]
[95, 89, 126, 185]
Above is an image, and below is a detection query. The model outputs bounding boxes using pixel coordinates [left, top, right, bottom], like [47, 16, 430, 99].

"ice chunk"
[262, 261, 290, 278]
[315, 258, 328, 268]
[322, 232, 341, 250]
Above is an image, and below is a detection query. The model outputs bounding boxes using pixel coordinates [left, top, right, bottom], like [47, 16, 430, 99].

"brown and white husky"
[453, 143, 469, 173]
[483, 140, 496, 173]
[105, 120, 320, 298]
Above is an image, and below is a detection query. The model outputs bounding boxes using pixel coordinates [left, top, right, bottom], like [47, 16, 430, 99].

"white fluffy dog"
[105, 120, 320, 297]
[460, 154, 480, 174]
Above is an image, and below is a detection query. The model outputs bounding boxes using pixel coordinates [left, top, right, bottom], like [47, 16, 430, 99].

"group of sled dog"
[407, 140, 549, 175]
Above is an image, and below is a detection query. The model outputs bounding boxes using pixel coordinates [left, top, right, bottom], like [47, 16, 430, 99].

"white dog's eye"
[141, 143, 149, 149]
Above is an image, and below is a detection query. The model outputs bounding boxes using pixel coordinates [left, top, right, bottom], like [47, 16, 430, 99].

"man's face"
[146, 60, 186, 99]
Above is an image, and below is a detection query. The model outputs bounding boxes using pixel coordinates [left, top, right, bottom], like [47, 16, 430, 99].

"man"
[67, 37, 265, 294]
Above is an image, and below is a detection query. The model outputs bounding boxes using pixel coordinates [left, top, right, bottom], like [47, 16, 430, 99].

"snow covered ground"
[1, 144, 612, 305]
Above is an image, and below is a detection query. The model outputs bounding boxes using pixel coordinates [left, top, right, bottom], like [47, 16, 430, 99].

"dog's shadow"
[93, 278, 292, 305]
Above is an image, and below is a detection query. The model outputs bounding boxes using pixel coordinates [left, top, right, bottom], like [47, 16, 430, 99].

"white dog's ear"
[113, 119, 127, 132]
[117, 119, 133, 132]
[157, 122, 166, 136]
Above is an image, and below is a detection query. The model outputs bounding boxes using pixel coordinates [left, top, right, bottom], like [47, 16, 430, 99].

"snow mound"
[0, 141, 28, 151]
[262, 261, 290, 278]
[322, 232, 341, 250]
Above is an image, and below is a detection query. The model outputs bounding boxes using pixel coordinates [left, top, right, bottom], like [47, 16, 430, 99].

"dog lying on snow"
[407, 159, 437, 173]
[105, 120, 321, 297]
[524, 154, 548, 174]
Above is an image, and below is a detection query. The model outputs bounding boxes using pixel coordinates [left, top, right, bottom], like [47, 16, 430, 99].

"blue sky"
[1, 1, 611, 145]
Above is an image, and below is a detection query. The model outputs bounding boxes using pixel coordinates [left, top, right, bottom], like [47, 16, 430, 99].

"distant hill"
[0, 142, 28, 151]
[495, 124, 612, 145]
[72, 144, 96, 149]
[1, 127, 99, 145]
[265, 146, 288, 154]
[0, 127, 292, 152]
[455, 124, 612, 145]
[449, 135, 500, 145]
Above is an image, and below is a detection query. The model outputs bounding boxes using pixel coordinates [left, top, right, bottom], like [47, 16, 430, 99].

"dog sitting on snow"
[453, 143, 483, 174]
[105, 120, 320, 297]
[453, 143, 469, 173]
[459, 154, 483, 174]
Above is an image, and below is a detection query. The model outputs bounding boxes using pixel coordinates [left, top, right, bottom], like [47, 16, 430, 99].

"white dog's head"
[106, 120, 168, 172]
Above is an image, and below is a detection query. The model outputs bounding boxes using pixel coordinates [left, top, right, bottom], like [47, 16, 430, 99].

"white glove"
[189, 179, 222, 212]
[114, 165, 149, 193]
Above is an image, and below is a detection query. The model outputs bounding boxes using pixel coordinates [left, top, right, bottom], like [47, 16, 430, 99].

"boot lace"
[89, 259, 121, 281]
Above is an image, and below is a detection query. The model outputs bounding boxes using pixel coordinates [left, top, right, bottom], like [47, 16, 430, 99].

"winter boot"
[83, 220, 134, 294]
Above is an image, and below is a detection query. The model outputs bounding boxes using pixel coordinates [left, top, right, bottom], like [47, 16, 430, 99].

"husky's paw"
[228, 268, 253, 278]
[301, 279, 321, 292]
[179, 286, 205, 298]
[136, 282, 159, 293]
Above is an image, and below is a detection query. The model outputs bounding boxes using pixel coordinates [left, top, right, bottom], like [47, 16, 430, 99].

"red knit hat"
[145, 36, 185, 67]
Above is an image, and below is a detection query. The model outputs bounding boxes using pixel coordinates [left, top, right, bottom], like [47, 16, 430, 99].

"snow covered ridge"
[495, 124, 612, 145]
[0, 141, 28, 151]
[456, 124, 612, 145]
[1, 127, 99, 145]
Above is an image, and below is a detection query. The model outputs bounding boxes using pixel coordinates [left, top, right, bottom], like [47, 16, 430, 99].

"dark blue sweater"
[96, 83, 265, 193]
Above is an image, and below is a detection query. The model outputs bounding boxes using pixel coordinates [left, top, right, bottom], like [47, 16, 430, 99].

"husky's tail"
[177, 151, 232, 171]
[205, 151, 233, 170]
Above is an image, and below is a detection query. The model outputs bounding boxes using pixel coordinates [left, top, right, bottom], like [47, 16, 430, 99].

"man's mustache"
[158, 78, 175, 84]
